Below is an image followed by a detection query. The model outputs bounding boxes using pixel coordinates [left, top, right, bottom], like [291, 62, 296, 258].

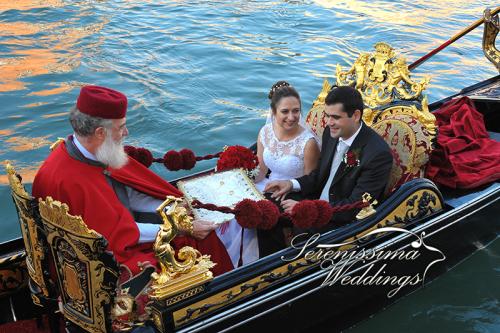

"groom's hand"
[264, 180, 293, 200]
[281, 199, 298, 214]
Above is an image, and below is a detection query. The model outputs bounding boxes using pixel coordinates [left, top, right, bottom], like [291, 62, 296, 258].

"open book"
[177, 169, 264, 224]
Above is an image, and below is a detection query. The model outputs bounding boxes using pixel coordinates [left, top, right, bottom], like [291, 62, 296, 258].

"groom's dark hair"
[325, 86, 364, 118]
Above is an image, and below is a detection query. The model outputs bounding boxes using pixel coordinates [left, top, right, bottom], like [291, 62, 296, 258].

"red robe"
[32, 141, 233, 276]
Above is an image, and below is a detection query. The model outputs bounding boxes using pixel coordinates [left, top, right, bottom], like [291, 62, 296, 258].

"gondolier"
[32, 85, 233, 276]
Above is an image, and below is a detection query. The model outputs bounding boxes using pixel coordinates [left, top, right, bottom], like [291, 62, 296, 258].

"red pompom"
[291, 200, 318, 229]
[136, 148, 153, 168]
[124, 145, 137, 156]
[234, 199, 262, 228]
[164, 150, 183, 171]
[256, 200, 280, 230]
[314, 200, 333, 228]
[180, 149, 196, 170]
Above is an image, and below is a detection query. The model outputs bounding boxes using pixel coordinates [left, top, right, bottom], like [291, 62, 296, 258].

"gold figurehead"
[150, 196, 214, 300]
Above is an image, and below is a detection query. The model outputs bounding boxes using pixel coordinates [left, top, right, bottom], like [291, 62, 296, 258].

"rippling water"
[0, 0, 498, 331]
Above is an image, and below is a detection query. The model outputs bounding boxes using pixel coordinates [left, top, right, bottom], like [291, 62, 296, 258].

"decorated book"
[177, 169, 264, 224]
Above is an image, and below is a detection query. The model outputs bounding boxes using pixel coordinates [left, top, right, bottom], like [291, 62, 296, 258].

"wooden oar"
[409, 6, 500, 70]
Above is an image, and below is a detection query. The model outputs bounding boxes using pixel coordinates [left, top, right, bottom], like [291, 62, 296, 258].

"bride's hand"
[281, 199, 298, 214]
[264, 180, 292, 201]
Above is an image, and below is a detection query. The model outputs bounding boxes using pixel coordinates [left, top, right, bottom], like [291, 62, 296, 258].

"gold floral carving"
[151, 309, 164, 333]
[483, 8, 500, 71]
[375, 100, 437, 137]
[150, 196, 214, 300]
[38, 196, 99, 237]
[336, 42, 430, 111]
[173, 259, 314, 326]
[6, 163, 29, 199]
[5, 163, 49, 298]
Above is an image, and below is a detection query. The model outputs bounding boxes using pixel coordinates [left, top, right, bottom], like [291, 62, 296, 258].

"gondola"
[0, 8, 499, 333]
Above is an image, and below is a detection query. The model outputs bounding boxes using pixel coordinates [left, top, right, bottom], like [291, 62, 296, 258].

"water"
[0, 0, 498, 331]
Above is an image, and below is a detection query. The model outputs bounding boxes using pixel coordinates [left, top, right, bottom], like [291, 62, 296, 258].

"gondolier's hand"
[281, 199, 298, 214]
[192, 219, 218, 240]
[264, 180, 293, 201]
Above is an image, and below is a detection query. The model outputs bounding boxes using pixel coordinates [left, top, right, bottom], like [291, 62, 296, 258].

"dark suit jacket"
[296, 122, 393, 224]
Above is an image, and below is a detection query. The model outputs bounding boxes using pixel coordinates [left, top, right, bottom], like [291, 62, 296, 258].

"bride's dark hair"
[268, 80, 301, 112]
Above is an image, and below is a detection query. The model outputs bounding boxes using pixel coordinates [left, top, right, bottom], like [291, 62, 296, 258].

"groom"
[265, 86, 393, 227]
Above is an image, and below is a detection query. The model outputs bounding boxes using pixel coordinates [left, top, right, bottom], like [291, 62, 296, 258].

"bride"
[216, 81, 320, 268]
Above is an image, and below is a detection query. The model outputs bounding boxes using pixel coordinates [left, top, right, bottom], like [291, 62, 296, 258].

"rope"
[191, 199, 235, 214]
[191, 198, 369, 219]
[195, 152, 222, 161]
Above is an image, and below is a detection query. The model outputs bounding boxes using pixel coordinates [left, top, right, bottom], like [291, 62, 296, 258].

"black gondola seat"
[5, 163, 59, 330]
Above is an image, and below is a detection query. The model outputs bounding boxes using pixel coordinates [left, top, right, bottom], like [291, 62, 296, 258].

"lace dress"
[255, 123, 319, 191]
[216, 123, 319, 268]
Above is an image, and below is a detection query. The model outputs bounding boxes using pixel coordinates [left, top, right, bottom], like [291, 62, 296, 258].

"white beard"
[95, 132, 128, 169]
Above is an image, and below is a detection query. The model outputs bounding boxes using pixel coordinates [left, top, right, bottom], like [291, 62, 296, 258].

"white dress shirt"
[290, 123, 363, 196]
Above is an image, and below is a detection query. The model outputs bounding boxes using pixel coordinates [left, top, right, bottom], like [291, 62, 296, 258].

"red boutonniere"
[343, 149, 361, 168]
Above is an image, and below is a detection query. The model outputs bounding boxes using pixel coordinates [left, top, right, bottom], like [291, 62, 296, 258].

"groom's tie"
[320, 140, 349, 200]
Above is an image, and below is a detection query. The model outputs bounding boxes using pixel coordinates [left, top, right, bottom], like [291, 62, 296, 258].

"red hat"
[76, 85, 127, 119]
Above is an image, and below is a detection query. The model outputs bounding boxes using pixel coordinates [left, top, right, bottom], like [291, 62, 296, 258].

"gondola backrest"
[5, 163, 54, 305]
[38, 196, 119, 333]
[370, 109, 435, 194]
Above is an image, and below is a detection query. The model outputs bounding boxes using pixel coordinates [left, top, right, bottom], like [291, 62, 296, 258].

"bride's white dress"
[216, 123, 318, 268]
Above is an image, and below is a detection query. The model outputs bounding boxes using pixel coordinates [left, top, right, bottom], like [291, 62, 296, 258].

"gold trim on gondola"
[149, 196, 214, 301]
[483, 8, 500, 71]
[336, 42, 430, 112]
[172, 189, 443, 326]
[39, 197, 99, 237]
[173, 258, 315, 327]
